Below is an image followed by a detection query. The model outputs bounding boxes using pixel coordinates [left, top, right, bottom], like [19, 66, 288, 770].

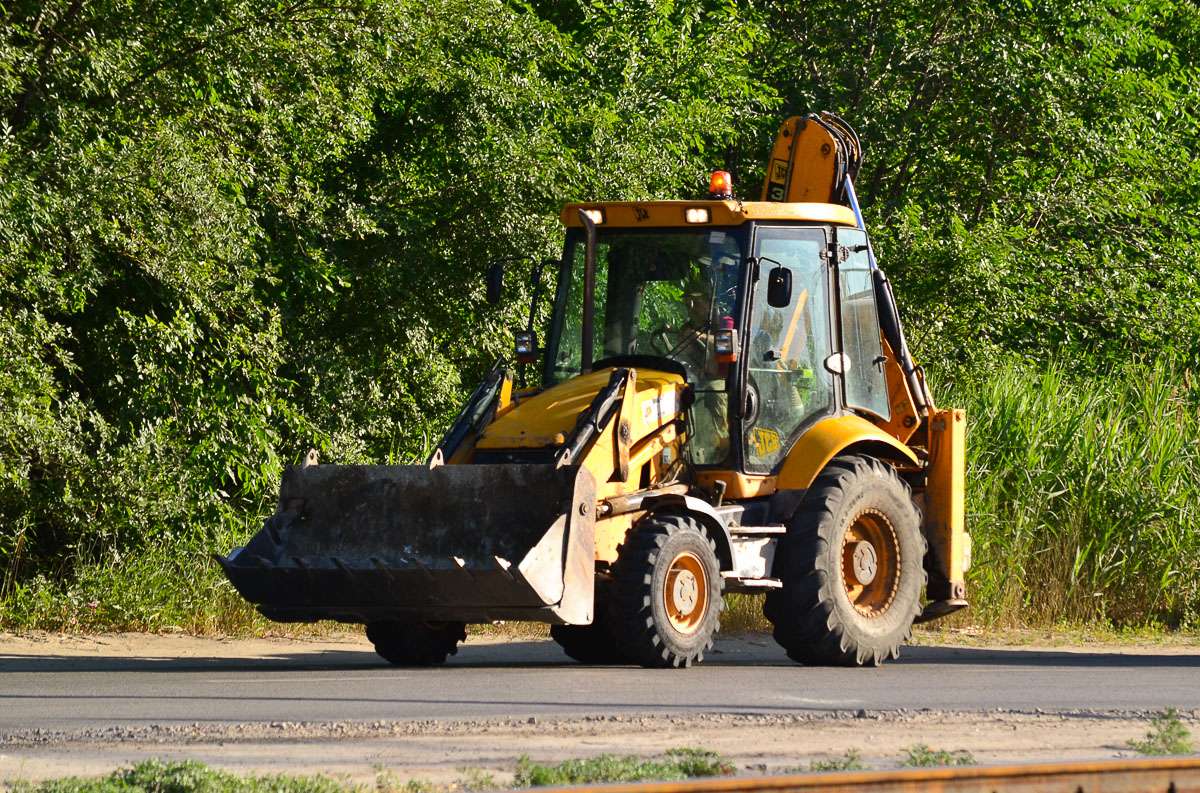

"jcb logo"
[767, 159, 788, 202]
[749, 427, 781, 457]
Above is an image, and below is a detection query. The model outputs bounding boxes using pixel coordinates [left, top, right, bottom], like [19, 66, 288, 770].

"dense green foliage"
[751, 0, 1200, 376]
[1, 0, 1197, 629]
[0, 0, 768, 619]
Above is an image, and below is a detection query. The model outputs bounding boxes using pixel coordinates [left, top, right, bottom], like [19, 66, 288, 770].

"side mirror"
[514, 330, 539, 363]
[485, 262, 504, 305]
[767, 265, 792, 308]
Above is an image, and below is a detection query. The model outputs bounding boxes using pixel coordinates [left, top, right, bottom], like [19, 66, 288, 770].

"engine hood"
[475, 367, 686, 450]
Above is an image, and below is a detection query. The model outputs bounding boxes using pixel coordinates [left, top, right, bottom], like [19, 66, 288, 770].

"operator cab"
[544, 201, 892, 476]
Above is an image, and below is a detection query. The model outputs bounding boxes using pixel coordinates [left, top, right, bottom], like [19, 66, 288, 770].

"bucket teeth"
[492, 556, 514, 581]
[371, 557, 397, 586]
[452, 557, 476, 581]
[408, 556, 435, 581]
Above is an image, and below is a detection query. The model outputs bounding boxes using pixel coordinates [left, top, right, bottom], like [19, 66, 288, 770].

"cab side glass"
[837, 228, 891, 421]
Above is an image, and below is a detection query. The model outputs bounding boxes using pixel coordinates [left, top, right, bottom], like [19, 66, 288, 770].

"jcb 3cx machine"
[219, 113, 969, 668]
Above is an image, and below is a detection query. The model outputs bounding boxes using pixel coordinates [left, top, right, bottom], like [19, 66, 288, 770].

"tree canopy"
[1, 0, 1197, 613]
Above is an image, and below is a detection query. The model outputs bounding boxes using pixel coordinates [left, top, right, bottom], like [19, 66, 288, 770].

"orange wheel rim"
[840, 508, 900, 617]
[663, 550, 709, 634]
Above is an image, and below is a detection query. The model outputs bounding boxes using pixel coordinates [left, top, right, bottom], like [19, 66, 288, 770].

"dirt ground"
[1, 631, 1197, 788]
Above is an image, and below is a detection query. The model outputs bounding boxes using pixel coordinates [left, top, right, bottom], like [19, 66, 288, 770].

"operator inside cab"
[547, 227, 743, 467]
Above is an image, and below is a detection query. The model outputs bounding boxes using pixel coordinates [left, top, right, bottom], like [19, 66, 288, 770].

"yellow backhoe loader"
[218, 113, 969, 668]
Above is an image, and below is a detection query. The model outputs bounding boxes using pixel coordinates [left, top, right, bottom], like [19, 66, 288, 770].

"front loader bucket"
[216, 463, 596, 625]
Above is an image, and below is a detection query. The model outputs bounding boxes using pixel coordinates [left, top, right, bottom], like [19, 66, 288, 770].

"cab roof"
[559, 200, 859, 229]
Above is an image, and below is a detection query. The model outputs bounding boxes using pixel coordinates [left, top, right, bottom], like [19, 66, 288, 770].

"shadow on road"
[899, 644, 1200, 669]
[0, 635, 1195, 674]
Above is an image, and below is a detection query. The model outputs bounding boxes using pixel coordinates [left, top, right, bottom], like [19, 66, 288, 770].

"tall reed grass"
[0, 525, 263, 633]
[948, 359, 1200, 627]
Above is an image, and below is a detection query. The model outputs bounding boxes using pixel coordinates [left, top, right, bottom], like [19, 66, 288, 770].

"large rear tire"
[764, 455, 925, 667]
[609, 513, 723, 668]
[366, 620, 467, 666]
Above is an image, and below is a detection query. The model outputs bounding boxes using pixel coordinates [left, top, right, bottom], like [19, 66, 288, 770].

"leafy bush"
[0, 0, 770, 625]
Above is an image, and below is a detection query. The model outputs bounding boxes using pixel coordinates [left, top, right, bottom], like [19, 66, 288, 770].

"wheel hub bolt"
[671, 571, 699, 615]
[851, 541, 878, 585]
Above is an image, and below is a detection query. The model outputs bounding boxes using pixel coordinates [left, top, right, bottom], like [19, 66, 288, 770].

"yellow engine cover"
[475, 367, 685, 450]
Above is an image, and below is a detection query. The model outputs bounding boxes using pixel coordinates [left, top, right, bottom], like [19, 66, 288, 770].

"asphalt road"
[2, 635, 1198, 732]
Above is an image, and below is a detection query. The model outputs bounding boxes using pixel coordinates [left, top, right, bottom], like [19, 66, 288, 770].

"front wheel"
[365, 620, 467, 666]
[608, 513, 724, 668]
[764, 455, 925, 666]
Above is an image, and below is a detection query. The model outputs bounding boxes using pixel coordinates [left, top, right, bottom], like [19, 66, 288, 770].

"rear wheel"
[609, 513, 723, 668]
[764, 455, 925, 666]
[366, 620, 467, 666]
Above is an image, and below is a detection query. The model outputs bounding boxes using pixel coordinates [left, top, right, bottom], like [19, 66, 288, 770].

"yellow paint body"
[923, 408, 970, 600]
[760, 116, 842, 203]
[691, 414, 920, 501]
[476, 367, 688, 565]
[476, 115, 969, 608]
[477, 368, 684, 452]
[777, 414, 920, 491]
[560, 200, 858, 230]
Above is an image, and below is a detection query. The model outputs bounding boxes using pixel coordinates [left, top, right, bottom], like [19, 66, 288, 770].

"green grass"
[512, 748, 733, 787]
[726, 359, 1200, 634]
[901, 744, 977, 767]
[0, 525, 268, 634]
[9, 752, 734, 793]
[806, 749, 868, 772]
[1127, 709, 1195, 755]
[721, 593, 769, 632]
[11, 760, 352, 793]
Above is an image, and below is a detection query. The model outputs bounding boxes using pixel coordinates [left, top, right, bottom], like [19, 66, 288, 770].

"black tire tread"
[608, 513, 724, 668]
[366, 620, 467, 666]
[765, 454, 926, 667]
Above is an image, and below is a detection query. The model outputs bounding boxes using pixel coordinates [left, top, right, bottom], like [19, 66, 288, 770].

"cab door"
[742, 227, 835, 473]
